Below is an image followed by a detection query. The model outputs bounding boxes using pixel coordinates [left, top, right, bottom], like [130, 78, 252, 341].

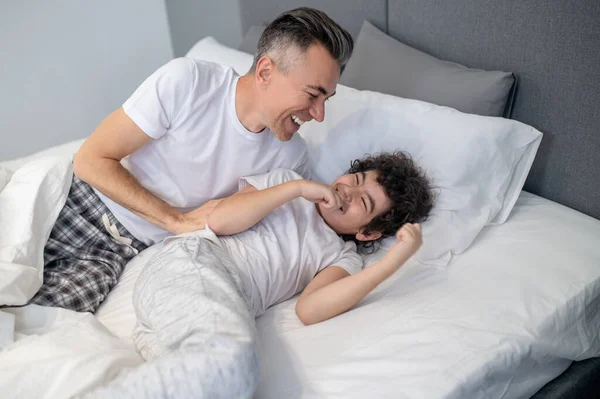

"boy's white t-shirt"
[216, 168, 364, 316]
[94, 58, 311, 245]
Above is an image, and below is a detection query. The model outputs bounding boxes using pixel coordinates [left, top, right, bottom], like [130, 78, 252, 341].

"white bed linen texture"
[0, 153, 144, 399]
[0, 305, 143, 399]
[1, 144, 600, 398]
[0, 157, 73, 306]
[94, 191, 600, 399]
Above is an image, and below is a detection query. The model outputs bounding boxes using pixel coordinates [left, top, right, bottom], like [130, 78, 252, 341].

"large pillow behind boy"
[182, 35, 542, 266]
[298, 85, 542, 266]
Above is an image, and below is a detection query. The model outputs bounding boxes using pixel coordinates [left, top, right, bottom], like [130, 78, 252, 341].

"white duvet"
[0, 154, 142, 398]
[1, 151, 600, 399]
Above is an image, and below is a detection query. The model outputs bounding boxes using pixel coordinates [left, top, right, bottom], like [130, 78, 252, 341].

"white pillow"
[181, 38, 543, 266]
[185, 36, 253, 75]
[299, 85, 542, 266]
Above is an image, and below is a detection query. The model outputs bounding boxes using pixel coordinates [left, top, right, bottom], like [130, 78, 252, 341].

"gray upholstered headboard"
[239, 0, 600, 220]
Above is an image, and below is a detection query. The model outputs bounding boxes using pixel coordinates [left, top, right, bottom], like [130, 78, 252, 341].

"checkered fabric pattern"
[29, 175, 148, 313]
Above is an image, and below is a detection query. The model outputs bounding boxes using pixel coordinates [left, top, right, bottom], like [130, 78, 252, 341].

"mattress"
[94, 191, 600, 398]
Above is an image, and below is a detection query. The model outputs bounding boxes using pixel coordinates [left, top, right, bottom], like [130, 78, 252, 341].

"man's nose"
[309, 99, 325, 122]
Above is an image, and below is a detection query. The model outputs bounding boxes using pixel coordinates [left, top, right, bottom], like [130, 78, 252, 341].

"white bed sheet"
[0, 306, 143, 399]
[95, 191, 600, 399]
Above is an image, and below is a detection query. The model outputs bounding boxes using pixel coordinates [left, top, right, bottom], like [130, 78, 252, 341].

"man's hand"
[297, 180, 342, 210]
[170, 199, 223, 235]
[385, 223, 423, 266]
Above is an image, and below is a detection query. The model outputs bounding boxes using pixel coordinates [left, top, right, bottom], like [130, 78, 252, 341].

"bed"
[2, 1, 600, 398]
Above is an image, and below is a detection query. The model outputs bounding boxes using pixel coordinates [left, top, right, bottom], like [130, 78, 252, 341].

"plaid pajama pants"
[29, 174, 148, 313]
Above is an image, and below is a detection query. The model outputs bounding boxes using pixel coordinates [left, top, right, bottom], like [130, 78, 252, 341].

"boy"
[84, 152, 434, 399]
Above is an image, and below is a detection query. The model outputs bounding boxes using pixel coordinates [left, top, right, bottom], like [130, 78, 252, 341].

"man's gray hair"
[249, 7, 354, 75]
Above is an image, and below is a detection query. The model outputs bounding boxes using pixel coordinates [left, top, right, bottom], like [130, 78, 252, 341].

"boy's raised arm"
[295, 224, 422, 325]
[207, 179, 342, 236]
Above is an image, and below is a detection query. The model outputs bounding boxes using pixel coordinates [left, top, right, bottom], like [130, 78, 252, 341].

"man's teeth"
[291, 114, 305, 126]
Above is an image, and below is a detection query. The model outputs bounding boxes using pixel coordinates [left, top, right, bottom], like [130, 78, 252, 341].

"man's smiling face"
[258, 42, 340, 141]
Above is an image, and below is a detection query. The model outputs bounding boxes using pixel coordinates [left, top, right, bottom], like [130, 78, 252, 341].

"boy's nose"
[338, 185, 355, 202]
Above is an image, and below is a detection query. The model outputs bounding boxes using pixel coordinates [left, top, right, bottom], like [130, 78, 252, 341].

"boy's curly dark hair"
[342, 151, 436, 252]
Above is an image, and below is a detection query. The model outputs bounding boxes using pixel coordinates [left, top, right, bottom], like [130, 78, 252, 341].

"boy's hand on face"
[385, 223, 423, 266]
[297, 180, 342, 210]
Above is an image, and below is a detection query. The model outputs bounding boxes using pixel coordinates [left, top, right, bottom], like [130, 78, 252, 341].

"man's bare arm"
[73, 107, 201, 234]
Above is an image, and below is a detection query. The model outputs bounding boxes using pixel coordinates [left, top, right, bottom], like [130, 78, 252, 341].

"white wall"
[165, 0, 243, 57]
[0, 1, 174, 161]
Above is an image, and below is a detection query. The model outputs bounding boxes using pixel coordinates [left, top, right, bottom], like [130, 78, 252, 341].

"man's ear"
[355, 227, 382, 242]
[255, 56, 274, 87]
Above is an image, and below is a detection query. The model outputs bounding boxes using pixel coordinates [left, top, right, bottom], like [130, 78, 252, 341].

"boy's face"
[318, 170, 392, 241]
[257, 43, 340, 141]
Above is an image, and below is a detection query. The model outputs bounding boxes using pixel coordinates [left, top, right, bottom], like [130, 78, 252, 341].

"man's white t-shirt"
[216, 168, 363, 316]
[95, 58, 311, 245]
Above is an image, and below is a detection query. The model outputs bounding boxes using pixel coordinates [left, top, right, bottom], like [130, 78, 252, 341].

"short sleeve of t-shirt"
[291, 151, 311, 181]
[239, 168, 302, 191]
[123, 57, 196, 139]
[328, 241, 363, 276]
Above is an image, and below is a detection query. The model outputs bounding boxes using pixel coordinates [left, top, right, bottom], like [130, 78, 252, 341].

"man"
[30, 7, 354, 313]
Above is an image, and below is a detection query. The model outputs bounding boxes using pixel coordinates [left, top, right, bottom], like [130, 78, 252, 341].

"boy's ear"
[355, 228, 382, 242]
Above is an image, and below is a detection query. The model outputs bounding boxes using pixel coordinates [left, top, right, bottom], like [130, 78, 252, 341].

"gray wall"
[165, 0, 243, 57]
[0, 0, 174, 161]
